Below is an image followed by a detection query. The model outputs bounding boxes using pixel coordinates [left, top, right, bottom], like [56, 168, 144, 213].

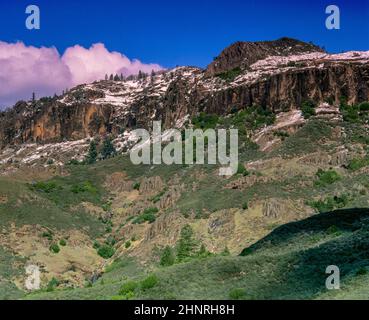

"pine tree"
[105, 74, 108, 81]
[32, 92, 36, 102]
[100, 136, 117, 160]
[120, 73, 124, 81]
[109, 74, 114, 81]
[114, 74, 120, 81]
[176, 224, 198, 262]
[85, 140, 98, 164]
[160, 246, 175, 267]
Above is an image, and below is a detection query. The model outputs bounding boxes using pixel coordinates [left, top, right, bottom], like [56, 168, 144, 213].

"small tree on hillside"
[86, 140, 98, 164]
[100, 136, 117, 160]
[176, 224, 198, 262]
[160, 246, 175, 267]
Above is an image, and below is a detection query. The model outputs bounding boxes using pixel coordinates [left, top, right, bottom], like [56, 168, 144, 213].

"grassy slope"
[26, 208, 369, 300]
[0, 116, 367, 300]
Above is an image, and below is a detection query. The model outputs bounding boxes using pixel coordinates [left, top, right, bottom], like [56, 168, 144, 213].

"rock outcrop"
[0, 38, 368, 150]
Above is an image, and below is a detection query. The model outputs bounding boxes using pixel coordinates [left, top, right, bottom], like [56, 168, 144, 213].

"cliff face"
[0, 39, 369, 149]
[206, 37, 325, 76]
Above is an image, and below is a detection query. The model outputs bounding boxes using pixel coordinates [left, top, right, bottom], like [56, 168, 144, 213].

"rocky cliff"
[0, 38, 368, 149]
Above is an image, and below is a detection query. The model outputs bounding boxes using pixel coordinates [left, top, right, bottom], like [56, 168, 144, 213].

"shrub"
[242, 202, 248, 210]
[301, 100, 316, 119]
[229, 288, 246, 300]
[93, 241, 101, 249]
[140, 274, 159, 290]
[42, 231, 53, 241]
[49, 243, 60, 254]
[308, 194, 350, 213]
[32, 181, 58, 193]
[326, 225, 341, 235]
[356, 267, 368, 276]
[59, 239, 67, 246]
[97, 245, 115, 259]
[133, 182, 140, 190]
[237, 163, 249, 176]
[359, 102, 369, 112]
[132, 207, 159, 224]
[315, 169, 341, 186]
[347, 157, 369, 171]
[160, 246, 175, 267]
[192, 113, 219, 130]
[125, 241, 131, 249]
[46, 277, 60, 292]
[70, 181, 97, 194]
[119, 281, 138, 295]
[217, 67, 242, 82]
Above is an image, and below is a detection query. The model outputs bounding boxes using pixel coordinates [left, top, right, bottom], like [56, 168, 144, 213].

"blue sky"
[0, 0, 368, 68]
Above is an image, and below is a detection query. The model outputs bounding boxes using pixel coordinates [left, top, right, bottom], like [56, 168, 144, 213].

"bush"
[308, 194, 350, 213]
[46, 277, 60, 292]
[229, 288, 246, 300]
[237, 163, 249, 176]
[217, 67, 242, 82]
[97, 245, 115, 259]
[133, 182, 140, 190]
[119, 281, 138, 295]
[50, 243, 60, 254]
[160, 246, 175, 267]
[192, 113, 219, 130]
[42, 231, 53, 241]
[326, 225, 341, 235]
[359, 102, 369, 111]
[132, 207, 159, 224]
[347, 157, 369, 171]
[59, 239, 67, 246]
[301, 100, 316, 119]
[315, 169, 341, 186]
[70, 181, 97, 194]
[242, 202, 248, 210]
[32, 181, 58, 193]
[140, 274, 159, 290]
[93, 241, 101, 249]
[125, 241, 131, 249]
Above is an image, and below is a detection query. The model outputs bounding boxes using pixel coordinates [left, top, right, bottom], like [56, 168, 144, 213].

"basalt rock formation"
[0, 38, 369, 149]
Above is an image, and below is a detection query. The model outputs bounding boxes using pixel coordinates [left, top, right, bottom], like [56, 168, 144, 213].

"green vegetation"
[339, 98, 369, 123]
[85, 140, 98, 164]
[160, 246, 175, 267]
[221, 105, 276, 131]
[347, 157, 369, 171]
[100, 136, 117, 160]
[30, 181, 59, 193]
[229, 288, 246, 300]
[216, 67, 242, 82]
[315, 169, 341, 187]
[71, 181, 97, 194]
[132, 207, 159, 224]
[301, 100, 316, 119]
[46, 278, 60, 292]
[176, 225, 198, 262]
[49, 243, 60, 254]
[59, 239, 67, 246]
[308, 194, 350, 213]
[97, 245, 115, 259]
[192, 113, 219, 130]
[140, 274, 159, 290]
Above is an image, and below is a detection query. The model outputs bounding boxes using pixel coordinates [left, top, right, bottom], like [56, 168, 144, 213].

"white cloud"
[0, 41, 164, 108]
